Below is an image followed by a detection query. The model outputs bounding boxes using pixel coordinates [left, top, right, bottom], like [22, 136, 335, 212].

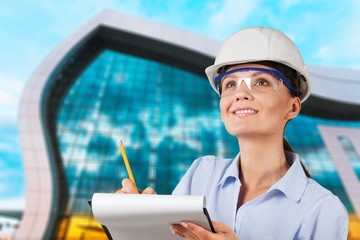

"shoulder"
[302, 178, 348, 225]
[298, 179, 349, 239]
[305, 179, 346, 209]
[172, 155, 234, 195]
[186, 155, 234, 179]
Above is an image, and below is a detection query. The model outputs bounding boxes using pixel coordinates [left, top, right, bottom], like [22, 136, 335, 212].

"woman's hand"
[170, 221, 238, 240]
[115, 178, 156, 194]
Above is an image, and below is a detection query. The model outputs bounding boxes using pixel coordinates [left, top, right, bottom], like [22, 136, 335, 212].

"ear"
[286, 97, 301, 120]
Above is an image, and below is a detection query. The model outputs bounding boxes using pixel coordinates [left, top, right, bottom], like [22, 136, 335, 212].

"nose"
[234, 81, 253, 101]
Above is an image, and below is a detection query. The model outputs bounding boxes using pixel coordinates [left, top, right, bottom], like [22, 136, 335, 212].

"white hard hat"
[205, 26, 311, 102]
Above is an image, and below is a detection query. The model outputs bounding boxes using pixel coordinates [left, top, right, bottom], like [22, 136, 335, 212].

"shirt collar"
[269, 151, 308, 202]
[218, 153, 241, 187]
[217, 151, 308, 202]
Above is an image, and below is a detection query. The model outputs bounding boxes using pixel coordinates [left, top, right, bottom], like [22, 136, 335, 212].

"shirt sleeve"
[298, 194, 349, 240]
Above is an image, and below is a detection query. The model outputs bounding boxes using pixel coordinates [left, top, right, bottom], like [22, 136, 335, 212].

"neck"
[238, 135, 289, 188]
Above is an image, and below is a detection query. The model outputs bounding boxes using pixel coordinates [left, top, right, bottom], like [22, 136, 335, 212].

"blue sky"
[0, 0, 359, 210]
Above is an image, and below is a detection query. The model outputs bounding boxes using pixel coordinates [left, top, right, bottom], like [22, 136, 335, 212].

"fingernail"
[181, 222, 188, 228]
[170, 226, 178, 236]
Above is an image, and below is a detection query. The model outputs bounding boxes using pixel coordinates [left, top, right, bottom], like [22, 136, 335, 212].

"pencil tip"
[120, 140, 123, 145]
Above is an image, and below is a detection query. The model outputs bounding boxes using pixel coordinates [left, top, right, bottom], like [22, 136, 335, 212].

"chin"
[226, 128, 255, 137]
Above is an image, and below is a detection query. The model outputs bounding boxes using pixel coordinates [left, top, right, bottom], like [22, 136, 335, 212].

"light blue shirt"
[172, 152, 348, 239]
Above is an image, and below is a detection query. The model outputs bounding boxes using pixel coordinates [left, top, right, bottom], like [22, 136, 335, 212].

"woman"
[118, 27, 349, 239]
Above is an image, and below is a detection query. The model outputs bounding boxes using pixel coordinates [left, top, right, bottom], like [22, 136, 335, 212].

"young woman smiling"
[118, 27, 348, 240]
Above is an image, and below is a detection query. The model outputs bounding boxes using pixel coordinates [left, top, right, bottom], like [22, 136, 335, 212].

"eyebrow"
[223, 70, 269, 79]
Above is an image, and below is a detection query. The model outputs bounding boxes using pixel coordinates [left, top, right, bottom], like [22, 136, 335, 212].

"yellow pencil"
[119, 140, 136, 187]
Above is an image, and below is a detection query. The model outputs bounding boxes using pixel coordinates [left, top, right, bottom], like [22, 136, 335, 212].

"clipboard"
[89, 193, 215, 240]
[88, 200, 114, 240]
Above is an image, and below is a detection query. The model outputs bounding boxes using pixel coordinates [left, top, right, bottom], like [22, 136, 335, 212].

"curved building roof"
[304, 65, 360, 120]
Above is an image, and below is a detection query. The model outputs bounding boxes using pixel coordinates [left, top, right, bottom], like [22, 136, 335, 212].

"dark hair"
[283, 138, 311, 178]
[218, 62, 311, 178]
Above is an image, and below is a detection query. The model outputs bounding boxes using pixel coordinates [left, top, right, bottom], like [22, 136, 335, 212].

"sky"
[0, 0, 360, 211]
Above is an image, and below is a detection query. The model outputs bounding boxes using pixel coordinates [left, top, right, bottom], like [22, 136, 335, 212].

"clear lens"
[219, 69, 283, 97]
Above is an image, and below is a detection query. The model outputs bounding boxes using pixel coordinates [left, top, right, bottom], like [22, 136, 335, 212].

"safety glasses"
[215, 67, 295, 97]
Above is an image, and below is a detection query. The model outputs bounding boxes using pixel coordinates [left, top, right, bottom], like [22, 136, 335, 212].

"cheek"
[265, 102, 282, 117]
[219, 98, 229, 117]
[264, 97, 291, 121]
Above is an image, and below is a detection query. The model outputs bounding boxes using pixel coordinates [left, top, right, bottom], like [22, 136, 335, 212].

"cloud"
[207, 0, 263, 39]
[280, 0, 301, 9]
[0, 157, 24, 203]
[309, 1, 360, 68]
[0, 76, 24, 127]
[0, 142, 15, 152]
[313, 25, 360, 69]
[0, 182, 7, 193]
[26, 0, 144, 38]
[0, 0, 146, 88]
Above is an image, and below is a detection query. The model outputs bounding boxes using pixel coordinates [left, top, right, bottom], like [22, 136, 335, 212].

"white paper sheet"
[91, 193, 212, 240]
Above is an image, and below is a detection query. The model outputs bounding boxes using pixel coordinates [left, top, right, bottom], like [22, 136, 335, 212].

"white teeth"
[234, 109, 257, 114]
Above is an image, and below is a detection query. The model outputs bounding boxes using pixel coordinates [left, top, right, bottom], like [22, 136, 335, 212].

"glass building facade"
[17, 10, 360, 239]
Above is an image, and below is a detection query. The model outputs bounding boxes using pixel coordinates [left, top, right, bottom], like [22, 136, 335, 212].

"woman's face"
[219, 63, 301, 139]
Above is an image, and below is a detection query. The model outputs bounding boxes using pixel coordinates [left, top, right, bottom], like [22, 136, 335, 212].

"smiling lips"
[232, 108, 258, 117]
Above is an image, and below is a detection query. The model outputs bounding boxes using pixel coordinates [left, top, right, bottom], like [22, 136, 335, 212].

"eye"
[222, 79, 237, 90]
[254, 78, 271, 87]
[226, 81, 237, 88]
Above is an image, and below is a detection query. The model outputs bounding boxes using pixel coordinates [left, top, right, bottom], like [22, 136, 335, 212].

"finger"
[141, 187, 156, 194]
[212, 221, 229, 233]
[209, 222, 238, 240]
[171, 224, 198, 239]
[211, 221, 238, 235]
[115, 189, 127, 194]
[121, 178, 139, 193]
[170, 224, 186, 238]
[181, 221, 212, 239]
